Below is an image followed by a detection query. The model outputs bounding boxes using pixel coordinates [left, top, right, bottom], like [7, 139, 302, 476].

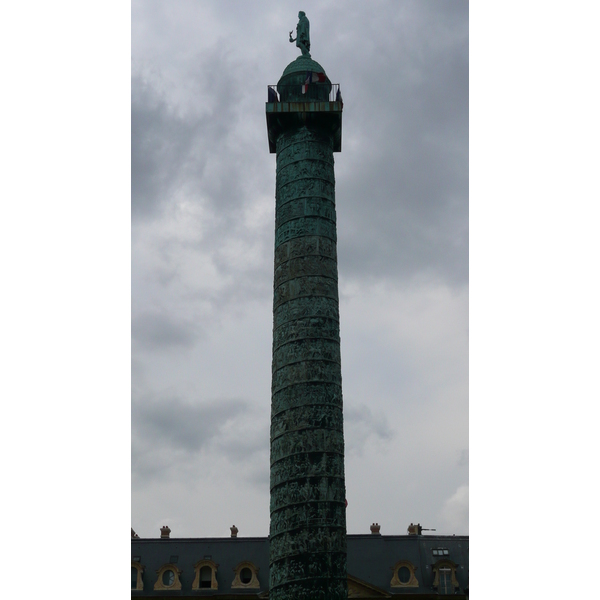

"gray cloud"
[132, 394, 250, 480]
[131, 75, 200, 219]
[344, 404, 394, 456]
[439, 484, 469, 534]
[132, 310, 202, 350]
[133, 395, 248, 452]
[333, 3, 468, 287]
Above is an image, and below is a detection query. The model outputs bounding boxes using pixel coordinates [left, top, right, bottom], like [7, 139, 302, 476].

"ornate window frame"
[432, 559, 459, 594]
[390, 560, 419, 588]
[131, 561, 144, 591]
[153, 563, 183, 591]
[192, 559, 219, 590]
[231, 561, 260, 589]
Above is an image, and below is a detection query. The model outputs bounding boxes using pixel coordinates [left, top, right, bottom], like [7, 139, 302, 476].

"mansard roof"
[131, 533, 468, 597]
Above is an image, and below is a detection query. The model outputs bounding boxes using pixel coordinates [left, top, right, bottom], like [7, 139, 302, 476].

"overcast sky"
[131, 0, 468, 539]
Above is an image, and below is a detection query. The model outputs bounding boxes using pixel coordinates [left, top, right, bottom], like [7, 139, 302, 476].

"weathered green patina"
[289, 11, 311, 57]
[267, 41, 347, 600]
[265, 56, 342, 153]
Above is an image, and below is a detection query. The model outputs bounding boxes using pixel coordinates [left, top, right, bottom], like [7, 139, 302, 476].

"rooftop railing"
[268, 83, 342, 103]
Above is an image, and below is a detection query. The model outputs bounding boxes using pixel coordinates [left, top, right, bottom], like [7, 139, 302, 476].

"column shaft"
[269, 126, 347, 600]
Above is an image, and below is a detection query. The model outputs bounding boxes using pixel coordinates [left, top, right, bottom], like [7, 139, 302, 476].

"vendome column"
[265, 15, 347, 600]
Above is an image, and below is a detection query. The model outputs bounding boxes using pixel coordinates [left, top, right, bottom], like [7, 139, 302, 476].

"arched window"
[390, 560, 419, 588]
[232, 561, 260, 589]
[200, 566, 212, 587]
[432, 560, 459, 595]
[131, 561, 144, 591]
[192, 559, 219, 591]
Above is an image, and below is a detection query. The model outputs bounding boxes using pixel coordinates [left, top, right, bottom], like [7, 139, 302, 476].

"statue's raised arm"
[289, 11, 311, 57]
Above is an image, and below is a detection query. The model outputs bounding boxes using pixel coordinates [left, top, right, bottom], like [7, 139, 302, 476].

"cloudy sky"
[131, 0, 468, 539]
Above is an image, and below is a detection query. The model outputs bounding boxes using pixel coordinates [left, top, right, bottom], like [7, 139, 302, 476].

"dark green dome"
[277, 55, 332, 102]
[279, 55, 329, 83]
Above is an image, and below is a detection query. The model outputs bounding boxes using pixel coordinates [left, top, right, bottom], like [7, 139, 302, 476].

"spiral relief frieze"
[274, 255, 338, 289]
[270, 428, 345, 464]
[274, 216, 337, 247]
[273, 296, 339, 330]
[271, 381, 342, 416]
[270, 119, 346, 600]
[276, 197, 336, 229]
[272, 338, 341, 373]
[273, 317, 339, 349]
[275, 236, 337, 265]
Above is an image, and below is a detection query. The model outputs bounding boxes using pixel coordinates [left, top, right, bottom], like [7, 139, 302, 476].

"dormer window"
[232, 561, 260, 589]
[432, 560, 459, 595]
[153, 563, 182, 591]
[131, 561, 144, 591]
[390, 560, 418, 588]
[192, 559, 219, 591]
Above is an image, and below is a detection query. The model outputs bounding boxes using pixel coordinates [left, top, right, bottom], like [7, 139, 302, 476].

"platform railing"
[268, 83, 341, 103]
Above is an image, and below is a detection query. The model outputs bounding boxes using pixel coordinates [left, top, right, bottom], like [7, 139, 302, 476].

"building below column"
[130, 528, 470, 598]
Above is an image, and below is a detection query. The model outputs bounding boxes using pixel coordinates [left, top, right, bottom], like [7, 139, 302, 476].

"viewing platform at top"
[266, 83, 343, 154]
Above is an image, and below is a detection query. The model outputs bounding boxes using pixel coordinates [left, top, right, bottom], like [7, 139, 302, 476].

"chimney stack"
[370, 523, 381, 535]
[160, 526, 171, 539]
[407, 523, 422, 536]
[230, 525, 238, 538]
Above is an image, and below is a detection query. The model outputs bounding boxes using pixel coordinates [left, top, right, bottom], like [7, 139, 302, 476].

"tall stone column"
[266, 54, 346, 600]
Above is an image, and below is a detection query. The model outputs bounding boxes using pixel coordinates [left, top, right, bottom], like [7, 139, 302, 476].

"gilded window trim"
[153, 563, 183, 591]
[231, 561, 260, 589]
[390, 560, 419, 588]
[192, 559, 219, 590]
[131, 561, 144, 591]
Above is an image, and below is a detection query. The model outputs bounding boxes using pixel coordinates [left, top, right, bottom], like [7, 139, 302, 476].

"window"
[390, 560, 418, 588]
[131, 561, 144, 591]
[232, 561, 260, 589]
[153, 563, 182, 591]
[240, 568, 252, 584]
[432, 560, 458, 596]
[162, 569, 175, 586]
[200, 566, 212, 587]
[192, 559, 219, 591]
[439, 568, 452, 595]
